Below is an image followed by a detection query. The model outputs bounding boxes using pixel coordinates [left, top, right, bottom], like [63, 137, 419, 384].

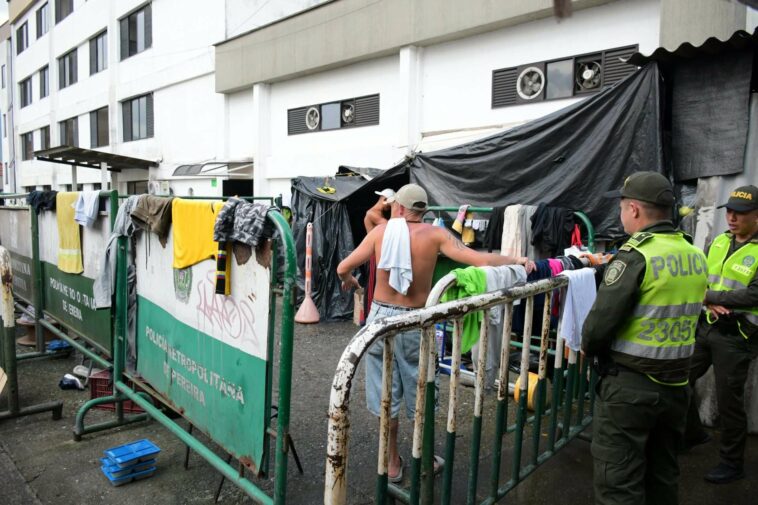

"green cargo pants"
[686, 319, 758, 468]
[592, 369, 689, 505]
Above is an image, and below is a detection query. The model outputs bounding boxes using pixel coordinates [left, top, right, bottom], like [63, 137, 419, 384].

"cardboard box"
[353, 288, 365, 326]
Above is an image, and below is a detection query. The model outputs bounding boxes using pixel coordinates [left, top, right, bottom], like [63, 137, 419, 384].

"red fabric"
[570, 224, 583, 247]
[365, 254, 377, 325]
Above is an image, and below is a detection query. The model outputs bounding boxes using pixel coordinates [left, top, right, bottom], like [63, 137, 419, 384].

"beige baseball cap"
[387, 184, 428, 211]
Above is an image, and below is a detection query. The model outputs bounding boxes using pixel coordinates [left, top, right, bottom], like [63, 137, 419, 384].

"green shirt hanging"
[441, 266, 488, 353]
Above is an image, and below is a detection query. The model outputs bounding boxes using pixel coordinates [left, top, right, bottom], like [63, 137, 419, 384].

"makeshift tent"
[408, 62, 664, 240]
[292, 62, 665, 319]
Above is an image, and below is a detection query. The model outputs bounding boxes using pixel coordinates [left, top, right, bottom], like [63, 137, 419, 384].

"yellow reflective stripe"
[611, 340, 694, 360]
[707, 275, 747, 290]
[632, 302, 702, 318]
[645, 374, 689, 387]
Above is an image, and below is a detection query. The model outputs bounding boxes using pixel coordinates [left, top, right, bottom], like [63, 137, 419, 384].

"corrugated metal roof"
[627, 28, 758, 66]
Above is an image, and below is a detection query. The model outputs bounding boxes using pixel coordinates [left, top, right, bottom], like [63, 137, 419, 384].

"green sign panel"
[42, 261, 112, 355]
[9, 252, 34, 303]
[136, 296, 268, 470]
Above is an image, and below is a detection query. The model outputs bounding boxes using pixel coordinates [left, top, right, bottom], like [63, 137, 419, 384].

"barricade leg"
[439, 320, 463, 505]
[0, 247, 63, 423]
[487, 302, 513, 502]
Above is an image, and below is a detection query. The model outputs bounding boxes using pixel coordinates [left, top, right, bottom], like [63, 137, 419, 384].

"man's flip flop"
[389, 456, 404, 483]
[421, 455, 445, 478]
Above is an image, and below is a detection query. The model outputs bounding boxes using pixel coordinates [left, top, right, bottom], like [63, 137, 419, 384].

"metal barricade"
[325, 272, 596, 504]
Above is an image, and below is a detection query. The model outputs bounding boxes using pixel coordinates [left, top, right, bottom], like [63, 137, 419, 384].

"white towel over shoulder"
[377, 218, 413, 295]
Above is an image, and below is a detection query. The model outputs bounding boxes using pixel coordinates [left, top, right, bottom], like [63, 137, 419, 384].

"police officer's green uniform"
[582, 172, 708, 505]
[685, 185, 758, 483]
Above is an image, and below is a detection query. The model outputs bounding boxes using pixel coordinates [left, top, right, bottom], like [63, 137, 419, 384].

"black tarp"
[670, 50, 753, 181]
[290, 165, 410, 321]
[290, 175, 367, 321]
[292, 63, 665, 319]
[408, 63, 664, 240]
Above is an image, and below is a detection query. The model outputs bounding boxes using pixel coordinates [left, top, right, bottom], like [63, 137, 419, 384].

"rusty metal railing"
[325, 271, 596, 504]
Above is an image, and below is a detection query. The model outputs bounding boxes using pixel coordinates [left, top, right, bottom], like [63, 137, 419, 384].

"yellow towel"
[462, 211, 475, 245]
[172, 198, 225, 269]
[57, 192, 83, 274]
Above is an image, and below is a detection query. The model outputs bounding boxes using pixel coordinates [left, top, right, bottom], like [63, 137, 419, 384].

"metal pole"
[466, 309, 489, 505]
[0, 246, 63, 422]
[440, 319, 463, 505]
[270, 211, 296, 505]
[375, 334, 395, 505]
[531, 292, 552, 466]
[488, 302, 513, 500]
[30, 208, 45, 353]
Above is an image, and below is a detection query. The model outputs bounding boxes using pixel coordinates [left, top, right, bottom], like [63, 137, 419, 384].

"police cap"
[604, 171, 675, 206]
[717, 185, 758, 212]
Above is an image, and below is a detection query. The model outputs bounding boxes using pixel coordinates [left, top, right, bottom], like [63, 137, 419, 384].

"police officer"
[685, 185, 758, 484]
[582, 171, 708, 505]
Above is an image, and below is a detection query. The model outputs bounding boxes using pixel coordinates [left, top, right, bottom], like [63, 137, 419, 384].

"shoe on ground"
[704, 462, 745, 484]
[680, 432, 711, 453]
[15, 314, 35, 326]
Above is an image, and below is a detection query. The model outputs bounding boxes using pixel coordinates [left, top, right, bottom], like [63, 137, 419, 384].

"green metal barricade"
[83, 194, 298, 505]
[325, 273, 597, 504]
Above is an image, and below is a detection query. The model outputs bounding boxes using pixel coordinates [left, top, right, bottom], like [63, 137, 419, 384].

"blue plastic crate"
[103, 439, 160, 468]
[99, 457, 156, 478]
[101, 465, 157, 486]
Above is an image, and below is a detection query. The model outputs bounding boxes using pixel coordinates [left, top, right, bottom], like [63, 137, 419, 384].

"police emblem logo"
[743, 256, 755, 267]
[174, 267, 192, 303]
[604, 260, 627, 286]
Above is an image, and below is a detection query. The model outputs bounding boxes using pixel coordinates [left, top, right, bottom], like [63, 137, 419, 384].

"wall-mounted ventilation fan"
[341, 103, 355, 124]
[575, 61, 602, 91]
[516, 66, 545, 100]
[305, 106, 320, 130]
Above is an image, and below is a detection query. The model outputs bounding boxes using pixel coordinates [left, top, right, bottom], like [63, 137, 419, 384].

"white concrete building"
[0, 22, 12, 191]
[1, 1, 756, 201]
[0, 0, 232, 196]
[215, 0, 758, 203]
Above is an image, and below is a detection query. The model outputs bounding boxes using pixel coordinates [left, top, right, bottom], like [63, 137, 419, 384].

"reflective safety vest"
[612, 232, 708, 363]
[706, 233, 758, 338]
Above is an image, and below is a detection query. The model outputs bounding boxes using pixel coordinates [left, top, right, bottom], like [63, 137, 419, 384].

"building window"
[58, 48, 77, 89]
[89, 31, 107, 75]
[1, 65, 5, 88]
[19, 77, 32, 108]
[38, 66, 49, 98]
[40, 126, 50, 150]
[55, 0, 74, 24]
[37, 3, 50, 38]
[120, 4, 152, 60]
[491, 45, 639, 108]
[16, 22, 29, 54]
[287, 94, 380, 135]
[21, 132, 34, 161]
[59, 116, 78, 147]
[90, 107, 109, 147]
[122, 94, 153, 142]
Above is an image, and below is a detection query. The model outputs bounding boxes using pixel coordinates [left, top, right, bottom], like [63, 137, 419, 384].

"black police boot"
[679, 432, 711, 453]
[704, 462, 745, 484]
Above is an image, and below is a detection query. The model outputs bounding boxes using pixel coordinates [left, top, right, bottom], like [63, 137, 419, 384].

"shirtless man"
[337, 184, 535, 482]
